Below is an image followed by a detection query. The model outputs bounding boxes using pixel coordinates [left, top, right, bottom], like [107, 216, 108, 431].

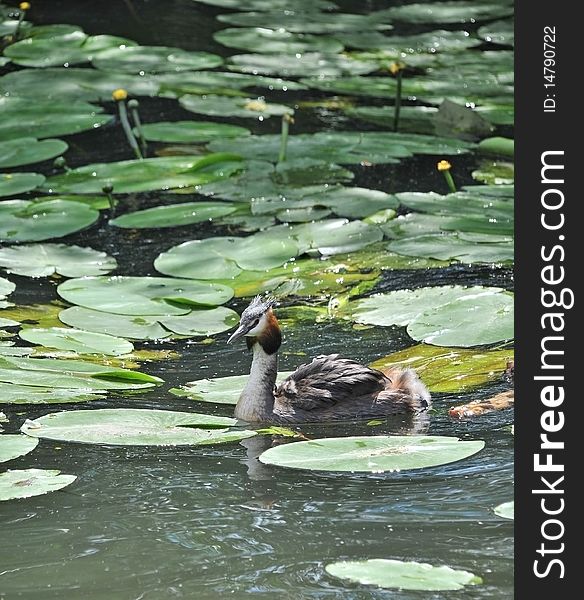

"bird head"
[227, 295, 277, 344]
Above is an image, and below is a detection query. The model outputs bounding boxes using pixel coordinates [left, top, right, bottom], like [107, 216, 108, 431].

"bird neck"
[234, 341, 279, 422]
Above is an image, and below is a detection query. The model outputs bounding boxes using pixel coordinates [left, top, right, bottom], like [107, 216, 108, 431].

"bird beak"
[227, 324, 247, 344]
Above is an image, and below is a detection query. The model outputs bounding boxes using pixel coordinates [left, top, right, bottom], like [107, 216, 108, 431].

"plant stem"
[117, 100, 142, 160]
[128, 99, 147, 158]
[278, 114, 293, 163]
[13, 9, 27, 41]
[393, 69, 402, 132]
[442, 170, 457, 193]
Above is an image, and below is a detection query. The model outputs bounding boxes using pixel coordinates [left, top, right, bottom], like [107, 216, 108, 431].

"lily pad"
[379, 1, 513, 23]
[109, 201, 239, 229]
[478, 19, 514, 46]
[342, 29, 482, 52]
[180, 95, 293, 119]
[0, 97, 112, 141]
[325, 559, 482, 591]
[0, 244, 116, 278]
[170, 372, 293, 404]
[350, 286, 514, 347]
[0, 173, 45, 197]
[21, 408, 256, 446]
[259, 435, 485, 472]
[215, 28, 343, 54]
[192, 0, 338, 9]
[44, 154, 243, 194]
[472, 161, 514, 185]
[0, 382, 105, 405]
[0, 469, 77, 501]
[58, 306, 239, 340]
[92, 45, 223, 74]
[57, 276, 233, 315]
[0, 137, 68, 169]
[4, 32, 138, 68]
[370, 345, 514, 393]
[137, 121, 250, 143]
[0, 435, 39, 463]
[0, 355, 163, 390]
[494, 500, 514, 520]
[19, 328, 134, 356]
[228, 53, 376, 77]
[155, 232, 300, 280]
[478, 137, 514, 158]
[0, 277, 15, 299]
[0, 200, 99, 242]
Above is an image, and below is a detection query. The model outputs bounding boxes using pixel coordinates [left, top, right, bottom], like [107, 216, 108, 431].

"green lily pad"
[0, 469, 77, 501]
[350, 286, 514, 347]
[21, 408, 256, 446]
[0, 200, 99, 242]
[44, 153, 243, 194]
[387, 233, 514, 264]
[0, 277, 15, 299]
[0, 137, 68, 169]
[217, 11, 392, 33]
[494, 501, 514, 520]
[379, 1, 513, 23]
[19, 328, 134, 356]
[192, 0, 338, 9]
[478, 136, 514, 157]
[407, 290, 513, 347]
[342, 29, 482, 52]
[0, 67, 160, 102]
[0, 97, 112, 141]
[325, 559, 482, 591]
[0, 435, 39, 463]
[170, 372, 293, 404]
[57, 276, 233, 315]
[0, 244, 117, 278]
[228, 53, 376, 77]
[0, 382, 105, 405]
[109, 201, 239, 229]
[472, 161, 514, 185]
[58, 306, 238, 340]
[478, 19, 514, 46]
[180, 95, 293, 119]
[137, 121, 249, 143]
[215, 28, 343, 54]
[155, 232, 300, 280]
[0, 355, 163, 390]
[0, 173, 45, 197]
[259, 435, 485, 472]
[92, 45, 223, 74]
[370, 345, 514, 393]
[4, 32, 138, 68]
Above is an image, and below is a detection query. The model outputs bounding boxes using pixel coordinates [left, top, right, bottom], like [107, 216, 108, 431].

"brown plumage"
[227, 296, 431, 424]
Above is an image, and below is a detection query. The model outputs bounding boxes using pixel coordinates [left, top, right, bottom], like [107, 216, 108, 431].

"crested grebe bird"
[227, 296, 431, 423]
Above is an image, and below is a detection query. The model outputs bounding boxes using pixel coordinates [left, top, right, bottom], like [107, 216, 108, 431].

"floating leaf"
[0, 244, 116, 278]
[0, 469, 77, 501]
[92, 45, 222, 74]
[19, 328, 134, 356]
[0, 277, 15, 299]
[494, 501, 514, 520]
[137, 121, 249, 143]
[228, 52, 376, 77]
[0, 172, 45, 197]
[0, 137, 68, 169]
[57, 276, 233, 315]
[325, 559, 482, 591]
[478, 136, 514, 157]
[379, 1, 513, 23]
[192, 0, 338, 9]
[371, 345, 514, 393]
[0, 200, 99, 242]
[180, 95, 293, 119]
[170, 372, 293, 404]
[0, 382, 104, 405]
[109, 201, 238, 229]
[0, 435, 39, 463]
[44, 154, 243, 194]
[259, 435, 485, 472]
[0, 355, 163, 390]
[21, 408, 256, 446]
[215, 28, 343, 54]
[472, 161, 514, 185]
[478, 19, 514, 46]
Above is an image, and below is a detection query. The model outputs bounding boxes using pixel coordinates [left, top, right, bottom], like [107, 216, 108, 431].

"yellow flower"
[437, 160, 452, 172]
[112, 88, 128, 101]
[244, 99, 268, 112]
[19, 2, 31, 10]
[388, 61, 405, 75]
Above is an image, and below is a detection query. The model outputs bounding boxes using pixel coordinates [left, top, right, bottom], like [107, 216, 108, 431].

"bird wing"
[274, 354, 387, 411]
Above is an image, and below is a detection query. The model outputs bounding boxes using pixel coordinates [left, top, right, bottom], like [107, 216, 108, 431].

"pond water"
[1, 0, 513, 598]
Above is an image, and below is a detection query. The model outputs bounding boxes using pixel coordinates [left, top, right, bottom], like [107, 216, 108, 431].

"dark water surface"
[1, 1, 513, 598]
